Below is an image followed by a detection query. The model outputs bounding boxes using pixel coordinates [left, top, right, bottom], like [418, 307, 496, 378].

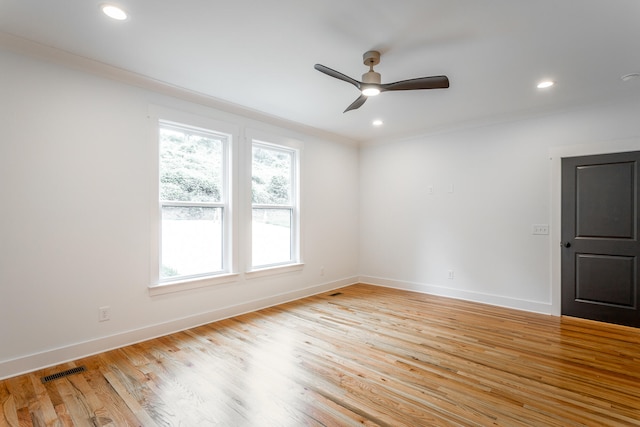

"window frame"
[159, 120, 230, 281]
[149, 107, 239, 295]
[245, 131, 303, 275]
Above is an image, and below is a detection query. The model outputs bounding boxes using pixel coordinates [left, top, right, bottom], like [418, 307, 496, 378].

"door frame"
[550, 137, 640, 316]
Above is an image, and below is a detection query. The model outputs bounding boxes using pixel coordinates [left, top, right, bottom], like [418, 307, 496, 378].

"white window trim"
[149, 273, 241, 296]
[244, 263, 304, 279]
[244, 129, 303, 275]
[148, 105, 239, 293]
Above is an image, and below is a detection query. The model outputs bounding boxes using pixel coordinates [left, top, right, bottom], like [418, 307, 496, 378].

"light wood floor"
[2, 284, 639, 426]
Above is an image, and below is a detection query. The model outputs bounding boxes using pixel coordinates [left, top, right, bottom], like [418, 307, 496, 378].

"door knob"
[563, 242, 571, 248]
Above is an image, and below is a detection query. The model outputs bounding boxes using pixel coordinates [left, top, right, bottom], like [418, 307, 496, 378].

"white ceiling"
[1, 0, 639, 144]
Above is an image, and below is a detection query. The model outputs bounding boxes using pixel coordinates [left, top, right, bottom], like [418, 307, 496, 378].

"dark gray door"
[561, 151, 640, 327]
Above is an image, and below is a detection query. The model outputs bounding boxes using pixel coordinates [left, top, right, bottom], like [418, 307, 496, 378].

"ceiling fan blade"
[344, 94, 367, 113]
[314, 64, 361, 89]
[381, 75, 449, 92]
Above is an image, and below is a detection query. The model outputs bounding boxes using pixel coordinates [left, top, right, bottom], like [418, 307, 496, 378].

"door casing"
[550, 139, 640, 317]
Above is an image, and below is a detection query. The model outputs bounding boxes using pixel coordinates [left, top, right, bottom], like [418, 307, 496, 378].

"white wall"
[359, 98, 640, 314]
[0, 50, 360, 378]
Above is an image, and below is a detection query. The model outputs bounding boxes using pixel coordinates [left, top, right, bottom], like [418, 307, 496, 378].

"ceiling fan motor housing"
[362, 71, 381, 84]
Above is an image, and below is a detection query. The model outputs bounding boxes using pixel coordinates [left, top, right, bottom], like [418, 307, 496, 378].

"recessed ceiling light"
[101, 4, 128, 20]
[537, 80, 555, 89]
[372, 119, 383, 126]
[621, 73, 640, 82]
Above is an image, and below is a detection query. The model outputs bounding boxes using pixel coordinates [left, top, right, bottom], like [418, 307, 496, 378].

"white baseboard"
[0, 277, 358, 380]
[359, 276, 553, 315]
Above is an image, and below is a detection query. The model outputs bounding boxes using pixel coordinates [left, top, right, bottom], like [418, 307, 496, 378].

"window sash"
[250, 140, 299, 270]
[251, 207, 294, 269]
[158, 120, 231, 282]
[160, 205, 225, 281]
[251, 142, 295, 207]
[159, 122, 227, 205]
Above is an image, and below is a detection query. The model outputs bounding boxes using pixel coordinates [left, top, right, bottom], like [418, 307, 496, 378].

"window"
[150, 108, 301, 291]
[251, 141, 299, 269]
[158, 121, 230, 282]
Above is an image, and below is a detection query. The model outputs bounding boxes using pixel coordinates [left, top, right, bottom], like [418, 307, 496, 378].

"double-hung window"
[151, 110, 300, 291]
[251, 140, 300, 269]
[158, 121, 231, 282]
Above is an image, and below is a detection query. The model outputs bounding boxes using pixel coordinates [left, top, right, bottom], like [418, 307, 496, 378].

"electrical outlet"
[98, 306, 111, 322]
[532, 224, 549, 235]
[320, 266, 325, 276]
[448, 270, 454, 280]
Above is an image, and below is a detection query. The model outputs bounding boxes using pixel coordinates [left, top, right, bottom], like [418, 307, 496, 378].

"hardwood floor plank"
[0, 382, 19, 427]
[2, 284, 639, 426]
[101, 369, 158, 426]
[3, 377, 33, 414]
[52, 376, 95, 426]
[26, 375, 58, 427]
[51, 404, 73, 427]
[15, 407, 32, 427]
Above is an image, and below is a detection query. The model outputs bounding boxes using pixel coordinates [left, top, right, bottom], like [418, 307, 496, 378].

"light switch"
[532, 224, 549, 235]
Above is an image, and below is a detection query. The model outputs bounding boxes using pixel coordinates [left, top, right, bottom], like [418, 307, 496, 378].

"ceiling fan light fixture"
[537, 80, 555, 89]
[101, 4, 128, 20]
[362, 86, 381, 97]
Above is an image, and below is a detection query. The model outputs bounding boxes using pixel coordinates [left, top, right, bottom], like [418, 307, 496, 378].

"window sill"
[149, 273, 240, 296]
[245, 263, 305, 279]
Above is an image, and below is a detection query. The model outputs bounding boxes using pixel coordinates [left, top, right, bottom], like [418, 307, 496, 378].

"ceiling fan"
[314, 50, 450, 113]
